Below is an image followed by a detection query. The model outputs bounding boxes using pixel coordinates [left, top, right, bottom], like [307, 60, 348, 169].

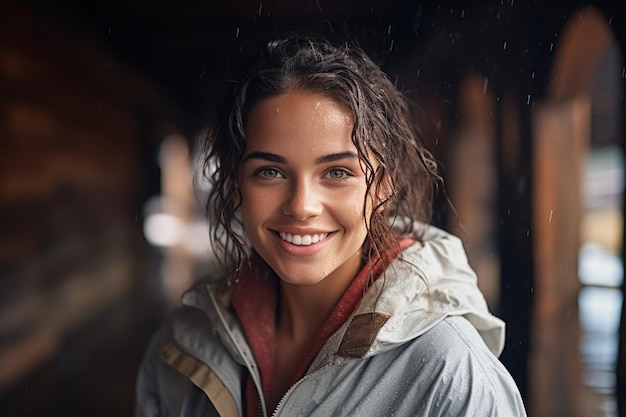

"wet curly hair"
[200, 35, 440, 279]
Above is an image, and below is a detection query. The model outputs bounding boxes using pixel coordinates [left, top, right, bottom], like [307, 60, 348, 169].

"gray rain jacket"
[135, 225, 527, 416]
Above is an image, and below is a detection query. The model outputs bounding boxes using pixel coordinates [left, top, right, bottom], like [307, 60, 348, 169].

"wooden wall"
[0, 0, 167, 395]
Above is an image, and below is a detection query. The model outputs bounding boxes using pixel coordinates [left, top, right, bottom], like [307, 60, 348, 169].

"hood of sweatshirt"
[334, 224, 504, 358]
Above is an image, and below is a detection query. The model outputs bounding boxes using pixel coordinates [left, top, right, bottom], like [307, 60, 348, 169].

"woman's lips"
[278, 231, 329, 246]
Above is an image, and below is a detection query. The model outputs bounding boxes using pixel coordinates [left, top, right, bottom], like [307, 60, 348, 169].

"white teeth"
[279, 232, 328, 246]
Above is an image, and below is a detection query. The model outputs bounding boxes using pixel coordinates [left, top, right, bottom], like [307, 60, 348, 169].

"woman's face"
[238, 90, 371, 289]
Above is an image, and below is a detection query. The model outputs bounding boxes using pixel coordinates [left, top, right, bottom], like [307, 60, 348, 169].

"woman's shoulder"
[404, 316, 527, 416]
[408, 316, 509, 383]
[288, 316, 526, 416]
[138, 305, 213, 362]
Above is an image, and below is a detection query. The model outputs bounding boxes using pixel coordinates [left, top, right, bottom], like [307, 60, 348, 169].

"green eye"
[256, 168, 283, 178]
[326, 168, 352, 179]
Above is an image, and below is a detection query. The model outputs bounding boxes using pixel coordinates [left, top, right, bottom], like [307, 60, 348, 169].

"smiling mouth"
[278, 232, 330, 246]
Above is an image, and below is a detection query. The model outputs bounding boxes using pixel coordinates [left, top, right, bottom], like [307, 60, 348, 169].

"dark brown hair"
[201, 36, 440, 278]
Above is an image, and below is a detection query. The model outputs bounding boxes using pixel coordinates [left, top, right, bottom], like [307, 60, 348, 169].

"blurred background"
[0, 0, 625, 416]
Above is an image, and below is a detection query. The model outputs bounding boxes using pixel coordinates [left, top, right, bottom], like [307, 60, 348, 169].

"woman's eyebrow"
[242, 151, 287, 164]
[315, 151, 358, 164]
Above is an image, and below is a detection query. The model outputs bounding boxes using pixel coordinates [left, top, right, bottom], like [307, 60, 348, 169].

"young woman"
[136, 36, 527, 416]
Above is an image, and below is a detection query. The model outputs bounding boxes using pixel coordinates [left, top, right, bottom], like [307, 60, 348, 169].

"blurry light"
[578, 286, 623, 333]
[184, 220, 211, 256]
[141, 196, 212, 254]
[143, 213, 184, 247]
[579, 242, 623, 287]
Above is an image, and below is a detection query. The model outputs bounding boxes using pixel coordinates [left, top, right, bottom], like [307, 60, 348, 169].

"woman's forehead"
[245, 91, 353, 148]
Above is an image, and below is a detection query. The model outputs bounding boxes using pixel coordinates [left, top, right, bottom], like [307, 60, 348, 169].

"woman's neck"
[277, 282, 338, 343]
[276, 251, 363, 341]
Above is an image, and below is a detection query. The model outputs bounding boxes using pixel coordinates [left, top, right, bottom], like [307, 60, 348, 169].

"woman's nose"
[282, 179, 323, 220]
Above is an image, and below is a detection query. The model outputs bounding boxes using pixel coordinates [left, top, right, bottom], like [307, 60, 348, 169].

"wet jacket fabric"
[135, 225, 527, 417]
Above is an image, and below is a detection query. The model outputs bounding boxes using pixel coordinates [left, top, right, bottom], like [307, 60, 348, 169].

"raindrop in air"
[527, 94, 531, 105]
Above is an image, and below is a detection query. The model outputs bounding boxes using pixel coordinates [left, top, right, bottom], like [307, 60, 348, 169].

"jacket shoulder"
[134, 306, 228, 417]
[409, 316, 527, 416]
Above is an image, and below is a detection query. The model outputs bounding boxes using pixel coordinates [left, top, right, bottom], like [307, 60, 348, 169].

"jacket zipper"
[270, 375, 308, 417]
[270, 366, 337, 417]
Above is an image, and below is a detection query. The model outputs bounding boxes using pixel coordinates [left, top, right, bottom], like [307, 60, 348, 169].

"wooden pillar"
[530, 98, 590, 417]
